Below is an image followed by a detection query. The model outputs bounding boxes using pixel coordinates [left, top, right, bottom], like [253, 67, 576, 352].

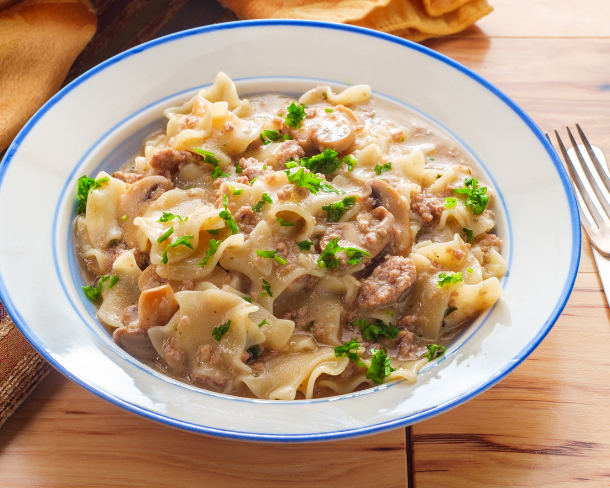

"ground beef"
[112, 171, 143, 184]
[149, 148, 201, 179]
[105, 243, 150, 272]
[282, 307, 315, 331]
[239, 157, 269, 181]
[475, 232, 502, 252]
[410, 193, 445, 223]
[274, 140, 304, 169]
[235, 205, 258, 235]
[357, 255, 417, 310]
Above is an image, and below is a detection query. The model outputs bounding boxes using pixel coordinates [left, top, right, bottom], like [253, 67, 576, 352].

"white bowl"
[0, 21, 579, 442]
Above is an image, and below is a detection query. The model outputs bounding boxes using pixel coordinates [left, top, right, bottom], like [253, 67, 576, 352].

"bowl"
[0, 20, 579, 442]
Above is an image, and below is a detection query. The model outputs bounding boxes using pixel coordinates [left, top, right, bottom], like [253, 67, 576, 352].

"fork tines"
[552, 124, 610, 256]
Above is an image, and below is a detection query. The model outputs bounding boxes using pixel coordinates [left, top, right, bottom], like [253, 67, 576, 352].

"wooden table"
[2, 1, 610, 486]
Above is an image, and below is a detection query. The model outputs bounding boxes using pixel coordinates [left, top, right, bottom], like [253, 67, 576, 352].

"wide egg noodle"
[85, 171, 126, 249]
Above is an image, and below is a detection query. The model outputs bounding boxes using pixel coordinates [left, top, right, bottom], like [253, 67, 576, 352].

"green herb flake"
[322, 195, 357, 222]
[108, 275, 120, 289]
[260, 129, 287, 145]
[231, 187, 244, 196]
[250, 177, 258, 185]
[334, 340, 366, 367]
[243, 296, 252, 303]
[320, 183, 344, 194]
[257, 319, 269, 328]
[325, 108, 333, 113]
[317, 237, 370, 269]
[276, 216, 295, 227]
[207, 229, 222, 235]
[82, 274, 119, 302]
[366, 349, 396, 385]
[386, 310, 394, 317]
[157, 226, 174, 244]
[343, 154, 357, 171]
[161, 235, 195, 265]
[158, 212, 188, 223]
[467, 267, 473, 273]
[256, 249, 287, 265]
[424, 344, 446, 361]
[453, 178, 489, 215]
[121, 214, 128, 221]
[285, 102, 306, 128]
[284, 168, 323, 194]
[430, 156, 435, 161]
[297, 240, 313, 251]
[193, 148, 220, 167]
[236, 163, 243, 173]
[344, 247, 370, 266]
[76, 175, 109, 213]
[212, 319, 232, 341]
[353, 318, 400, 341]
[444, 197, 457, 208]
[219, 193, 238, 235]
[252, 192, 273, 212]
[374, 162, 392, 175]
[285, 158, 299, 169]
[261, 279, 273, 297]
[211, 166, 230, 180]
[437, 272, 463, 287]
[444, 306, 458, 317]
[299, 148, 342, 174]
[463, 227, 474, 243]
[197, 239, 221, 267]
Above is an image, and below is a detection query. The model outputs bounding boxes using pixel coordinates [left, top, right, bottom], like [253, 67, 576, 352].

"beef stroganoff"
[74, 72, 506, 400]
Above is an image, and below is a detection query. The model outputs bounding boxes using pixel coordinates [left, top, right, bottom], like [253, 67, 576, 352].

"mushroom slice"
[118, 176, 173, 249]
[138, 284, 179, 330]
[366, 180, 411, 255]
[287, 105, 359, 154]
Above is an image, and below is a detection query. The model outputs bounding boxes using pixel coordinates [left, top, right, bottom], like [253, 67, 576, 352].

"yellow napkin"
[0, 0, 97, 152]
[220, 0, 492, 42]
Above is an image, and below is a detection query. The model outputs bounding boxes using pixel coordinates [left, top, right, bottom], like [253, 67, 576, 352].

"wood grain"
[0, 370, 407, 487]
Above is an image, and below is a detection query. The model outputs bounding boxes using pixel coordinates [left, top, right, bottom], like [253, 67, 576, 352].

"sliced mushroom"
[287, 105, 359, 154]
[117, 176, 173, 248]
[366, 180, 411, 255]
[138, 284, 179, 331]
[138, 264, 169, 292]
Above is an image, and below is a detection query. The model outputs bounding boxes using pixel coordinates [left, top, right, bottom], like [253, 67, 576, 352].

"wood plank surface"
[0, 370, 407, 488]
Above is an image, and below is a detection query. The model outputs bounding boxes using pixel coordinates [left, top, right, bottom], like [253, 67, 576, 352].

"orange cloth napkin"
[220, 0, 492, 42]
[0, 0, 96, 426]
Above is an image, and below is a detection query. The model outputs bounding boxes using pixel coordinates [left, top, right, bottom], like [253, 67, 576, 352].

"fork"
[551, 125, 610, 257]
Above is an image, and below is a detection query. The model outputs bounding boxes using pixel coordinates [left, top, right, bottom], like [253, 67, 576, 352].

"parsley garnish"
[285, 168, 323, 194]
[285, 158, 299, 169]
[207, 229, 222, 235]
[121, 214, 128, 221]
[197, 239, 221, 266]
[193, 148, 220, 167]
[386, 310, 394, 318]
[343, 154, 357, 171]
[261, 279, 273, 297]
[276, 216, 295, 226]
[243, 296, 252, 303]
[437, 272, 463, 287]
[317, 237, 370, 269]
[424, 344, 446, 361]
[297, 240, 313, 251]
[231, 187, 244, 196]
[235, 162, 243, 173]
[322, 195, 357, 222]
[252, 193, 273, 212]
[257, 319, 269, 328]
[260, 129, 291, 145]
[444, 307, 458, 317]
[366, 349, 396, 385]
[81, 274, 119, 303]
[320, 183, 343, 194]
[334, 340, 366, 367]
[444, 197, 457, 208]
[256, 249, 287, 265]
[299, 148, 342, 174]
[211, 166, 230, 179]
[374, 162, 392, 175]
[285, 102, 306, 128]
[463, 227, 474, 243]
[76, 175, 109, 213]
[353, 319, 400, 341]
[250, 177, 258, 185]
[212, 319, 232, 341]
[467, 267, 473, 273]
[161, 235, 195, 264]
[453, 178, 489, 215]
[157, 226, 174, 243]
[219, 193, 238, 234]
[158, 212, 187, 223]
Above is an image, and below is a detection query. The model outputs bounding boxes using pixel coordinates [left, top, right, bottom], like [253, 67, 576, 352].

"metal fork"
[551, 125, 610, 257]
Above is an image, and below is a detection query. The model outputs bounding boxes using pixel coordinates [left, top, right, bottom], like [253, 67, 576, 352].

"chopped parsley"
[260, 129, 291, 145]
[284, 102, 306, 128]
[353, 319, 400, 341]
[297, 240, 313, 251]
[197, 239, 221, 266]
[424, 344, 446, 361]
[444, 306, 458, 317]
[76, 175, 109, 213]
[322, 195, 357, 222]
[212, 319, 232, 341]
[207, 228, 222, 235]
[366, 349, 396, 385]
[374, 162, 392, 175]
[299, 148, 342, 174]
[437, 272, 463, 287]
[82, 274, 119, 303]
[243, 296, 252, 303]
[463, 227, 474, 243]
[231, 187, 244, 196]
[429, 156, 435, 161]
[257, 319, 269, 328]
[193, 148, 220, 167]
[285, 168, 323, 194]
[157, 226, 174, 243]
[161, 235, 195, 265]
[320, 183, 344, 194]
[325, 108, 333, 113]
[343, 154, 357, 171]
[121, 214, 128, 221]
[317, 237, 370, 269]
[235, 162, 243, 173]
[252, 192, 273, 212]
[219, 193, 238, 234]
[467, 267, 473, 273]
[334, 340, 366, 367]
[276, 216, 295, 227]
[386, 310, 394, 318]
[285, 158, 299, 169]
[453, 178, 489, 215]
[250, 177, 258, 185]
[256, 249, 287, 265]
[158, 212, 188, 223]
[444, 197, 457, 208]
[261, 279, 273, 297]
[211, 166, 230, 179]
